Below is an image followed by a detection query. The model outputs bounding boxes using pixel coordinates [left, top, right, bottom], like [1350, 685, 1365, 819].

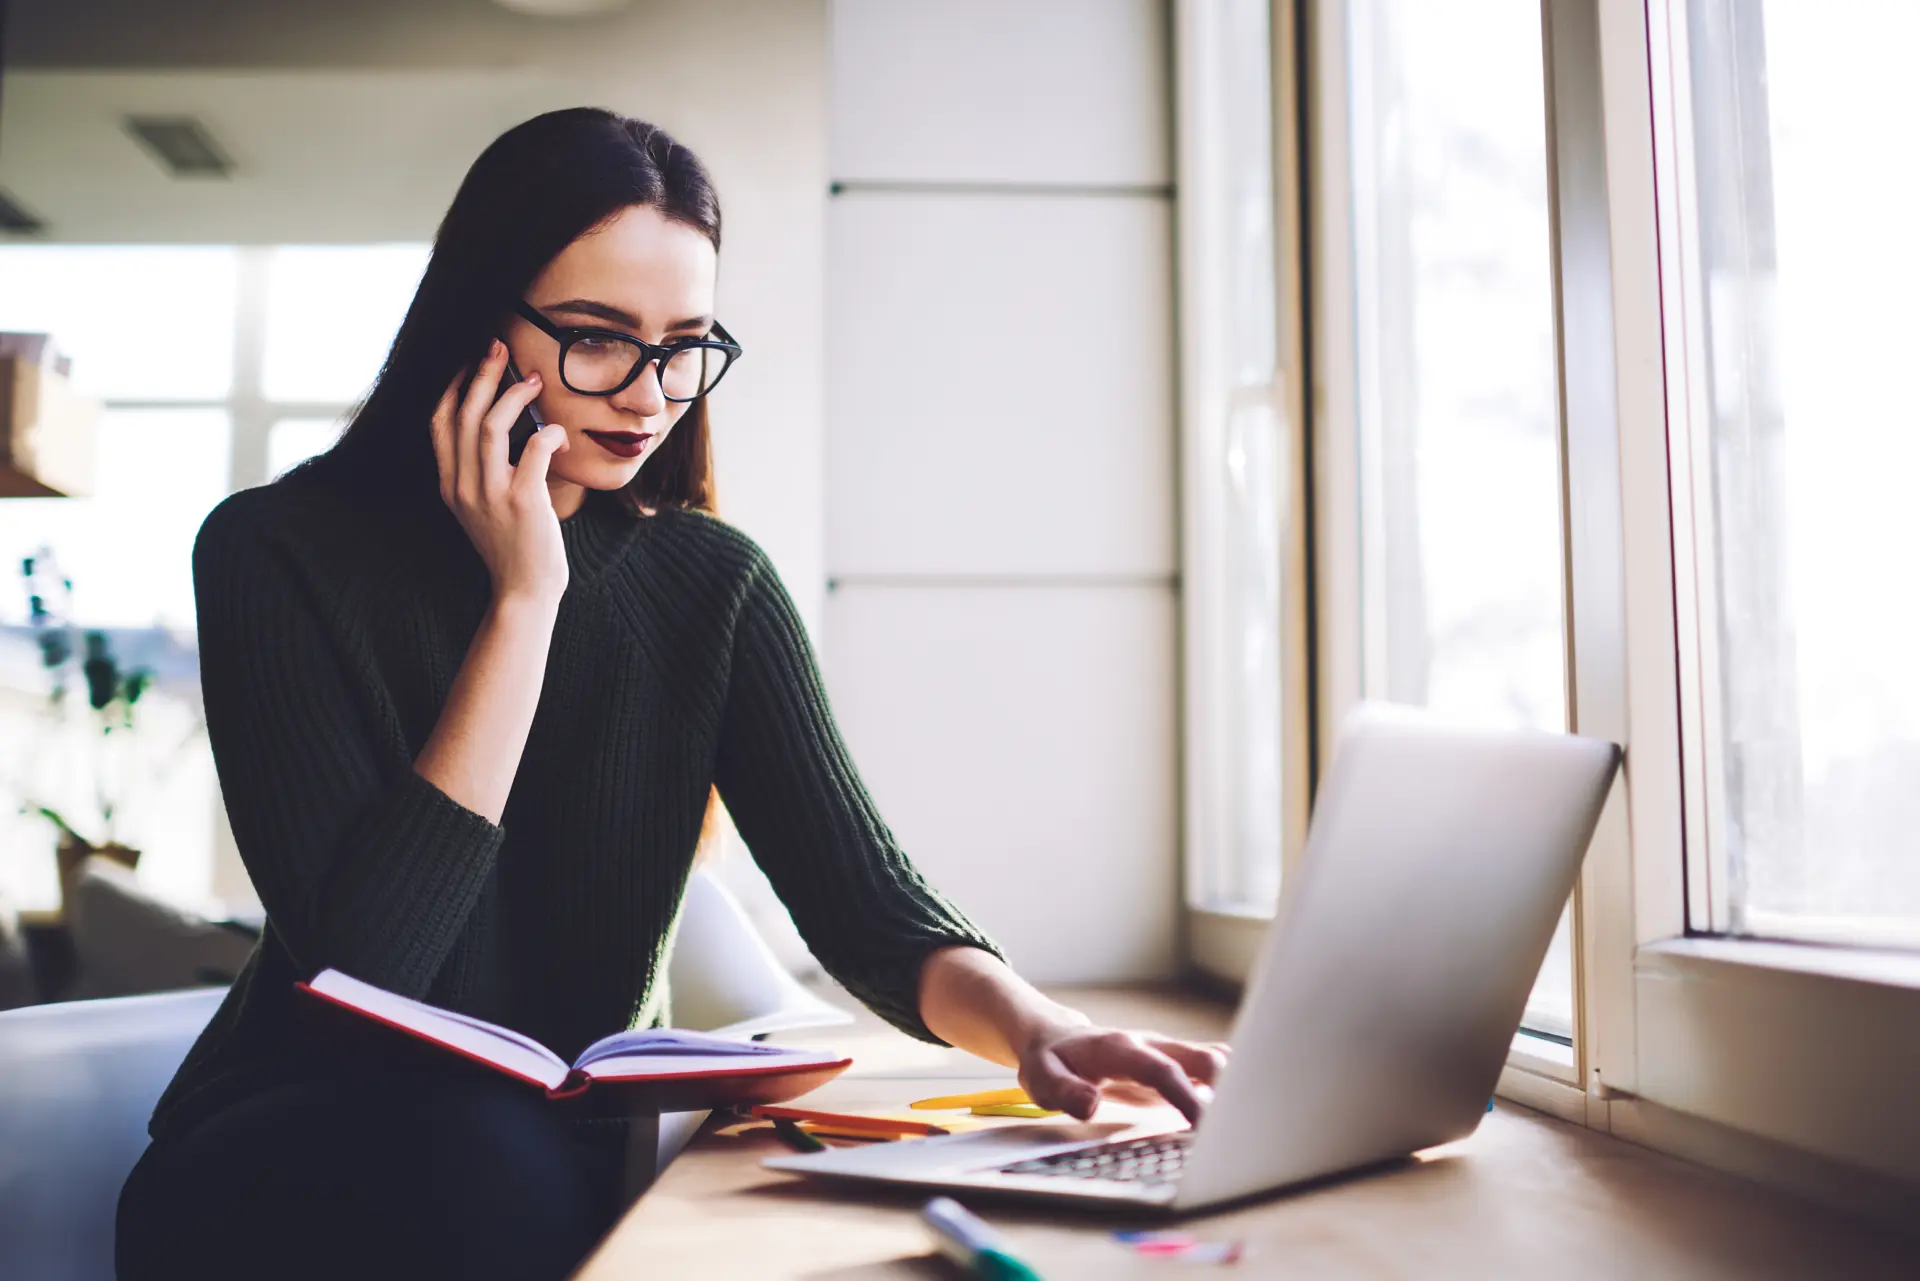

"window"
[1178, 0, 1294, 916]
[268, 419, 347, 480]
[0, 243, 426, 627]
[1281, 0, 1920, 1186]
[264, 244, 429, 403]
[0, 246, 238, 403]
[1667, 0, 1920, 948]
[1341, 0, 1574, 1036]
[0, 243, 427, 913]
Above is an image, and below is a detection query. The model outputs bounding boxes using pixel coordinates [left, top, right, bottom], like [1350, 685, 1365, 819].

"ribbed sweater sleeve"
[193, 497, 506, 997]
[711, 544, 1004, 1044]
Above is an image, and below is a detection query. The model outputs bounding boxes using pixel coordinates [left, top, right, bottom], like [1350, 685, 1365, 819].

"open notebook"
[297, 969, 852, 1110]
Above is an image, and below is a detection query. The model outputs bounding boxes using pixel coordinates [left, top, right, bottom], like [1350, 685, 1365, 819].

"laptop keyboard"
[999, 1132, 1192, 1186]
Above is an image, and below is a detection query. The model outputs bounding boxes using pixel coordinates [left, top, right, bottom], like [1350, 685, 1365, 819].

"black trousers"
[115, 1072, 630, 1281]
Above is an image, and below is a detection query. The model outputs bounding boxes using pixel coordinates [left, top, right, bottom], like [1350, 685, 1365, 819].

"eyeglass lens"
[562, 335, 728, 400]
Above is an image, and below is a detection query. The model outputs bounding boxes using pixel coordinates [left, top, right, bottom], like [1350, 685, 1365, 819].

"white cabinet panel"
[828, 192, 1175, 577]
[830, 0, 1170, 187]
[822, 583, 1179, 982]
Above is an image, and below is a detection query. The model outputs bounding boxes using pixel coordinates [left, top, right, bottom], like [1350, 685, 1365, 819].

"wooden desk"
[578, 986, 1919, 1280]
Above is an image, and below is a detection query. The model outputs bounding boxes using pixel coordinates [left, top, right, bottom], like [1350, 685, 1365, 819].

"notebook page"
[307, 969, 568, 1090]
[571, 1027, 804, 1071]
[579, 1045, 846, 1081]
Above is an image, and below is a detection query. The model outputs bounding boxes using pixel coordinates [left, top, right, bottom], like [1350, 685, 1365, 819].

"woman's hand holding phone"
[417, 339, 574, 823]
[431, 338, 572, 608]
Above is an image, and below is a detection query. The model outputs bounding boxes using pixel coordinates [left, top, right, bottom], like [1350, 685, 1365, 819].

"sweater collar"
[558, 487, 646, 580]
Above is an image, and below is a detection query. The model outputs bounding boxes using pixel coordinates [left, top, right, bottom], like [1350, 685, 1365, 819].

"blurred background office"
[0, 0, 1183, 999]
[2, 0, 1917, 1142]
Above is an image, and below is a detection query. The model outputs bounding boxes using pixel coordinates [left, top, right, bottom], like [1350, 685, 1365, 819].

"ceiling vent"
[124, 116, 234, 179]
[0, 190, 45, 234]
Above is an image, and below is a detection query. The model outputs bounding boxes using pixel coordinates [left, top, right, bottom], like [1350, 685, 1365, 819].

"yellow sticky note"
[910, 1087, 1031, 1111]
[969, 1102, 1064, 1118]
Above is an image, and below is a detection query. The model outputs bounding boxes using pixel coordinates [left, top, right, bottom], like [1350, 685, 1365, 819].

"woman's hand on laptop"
[1016, 1023, 1228, 1125]
[918, 946, 1229, 1125]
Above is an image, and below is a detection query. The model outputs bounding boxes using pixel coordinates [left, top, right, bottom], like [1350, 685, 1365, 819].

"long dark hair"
[319, 108, 722, 515]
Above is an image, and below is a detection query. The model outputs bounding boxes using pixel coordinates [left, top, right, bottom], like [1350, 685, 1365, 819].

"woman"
[116, 109, 1225, 1280]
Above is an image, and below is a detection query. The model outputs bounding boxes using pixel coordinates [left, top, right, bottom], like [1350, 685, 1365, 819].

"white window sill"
[1510, 1029, 1576, 1072]
[1185, 904, 1274, 986]
[1630, 933, 1920, 1189]
[1637, 934, 1920, 991]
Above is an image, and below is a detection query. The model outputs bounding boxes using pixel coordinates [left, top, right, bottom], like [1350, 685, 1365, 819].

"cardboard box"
[0, 355, 99, 498]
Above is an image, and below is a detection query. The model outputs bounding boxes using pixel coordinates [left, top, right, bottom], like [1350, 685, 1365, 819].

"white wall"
[823, 0, 1180, 981]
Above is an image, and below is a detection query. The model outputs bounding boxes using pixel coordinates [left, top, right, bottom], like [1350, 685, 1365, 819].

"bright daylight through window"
[1345, 0, 1573, 1036]
[1672, 0, 1920, 949]
[1182, 0, 1288, 915]
[0, 243, 426, 914]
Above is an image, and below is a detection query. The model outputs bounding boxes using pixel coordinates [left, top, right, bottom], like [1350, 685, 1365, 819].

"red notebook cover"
[294, 975, 851, 1114]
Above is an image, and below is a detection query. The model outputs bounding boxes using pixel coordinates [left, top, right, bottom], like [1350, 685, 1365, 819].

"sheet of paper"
[666, 869, 855, 1039]
[574, 1027, 802, 1069]
[582, 1046, 844, 1081]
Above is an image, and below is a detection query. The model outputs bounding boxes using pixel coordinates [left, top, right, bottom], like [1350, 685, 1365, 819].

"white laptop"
[764, 703, 1621, 1213]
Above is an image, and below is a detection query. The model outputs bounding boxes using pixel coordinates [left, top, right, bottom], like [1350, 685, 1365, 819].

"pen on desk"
[751, 1104, 951, 1138]
[920, 1196, 1044, 1281]
[771, 1117, 827, 1154]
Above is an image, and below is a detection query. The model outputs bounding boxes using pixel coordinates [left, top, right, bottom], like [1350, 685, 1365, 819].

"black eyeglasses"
[514, 301, 742, 402]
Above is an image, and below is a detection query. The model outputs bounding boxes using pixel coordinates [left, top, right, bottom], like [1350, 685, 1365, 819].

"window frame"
[1604, 0, 1920, 1197]
[1289, 0, 1592, 1085]
[1174, 0, 1317, 972]
[95, 247, 363, 491]
[1520, 0, 1920, 1202]
[1178, 0, 1920, 1210]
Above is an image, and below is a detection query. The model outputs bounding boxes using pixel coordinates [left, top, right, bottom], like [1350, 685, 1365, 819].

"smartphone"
[498, 354, 547, 465]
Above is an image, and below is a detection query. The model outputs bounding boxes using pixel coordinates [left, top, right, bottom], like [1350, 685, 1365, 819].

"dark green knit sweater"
[150, 466, 1000, 1140]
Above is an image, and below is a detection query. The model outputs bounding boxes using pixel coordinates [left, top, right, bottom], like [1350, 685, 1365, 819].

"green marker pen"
[771, 1118, 827, 1154]
[919, 1196, 1044, 1281]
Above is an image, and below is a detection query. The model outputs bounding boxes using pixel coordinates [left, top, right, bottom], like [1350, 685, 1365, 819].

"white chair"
[0, 986, 225, 1281]
[0, 868, 845, 1281]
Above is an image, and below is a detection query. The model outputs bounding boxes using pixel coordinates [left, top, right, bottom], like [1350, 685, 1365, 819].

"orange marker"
[749, 1105, 949, 1138]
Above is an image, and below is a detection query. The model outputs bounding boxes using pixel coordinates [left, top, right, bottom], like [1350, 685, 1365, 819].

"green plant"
[20, 548, 154, 846]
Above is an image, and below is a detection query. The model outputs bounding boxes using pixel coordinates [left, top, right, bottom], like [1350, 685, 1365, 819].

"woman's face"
[504, 203, 719, 496]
